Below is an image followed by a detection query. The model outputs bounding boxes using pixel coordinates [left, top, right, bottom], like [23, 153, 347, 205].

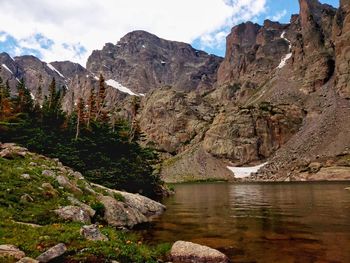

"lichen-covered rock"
[98, 196, 147, 228]
[80, 224, 108, 241]
[170, 241, 229, 263]
[54, 206, 91, 224]
[0, 244, 25, 260]
[36, 243, 66, 263]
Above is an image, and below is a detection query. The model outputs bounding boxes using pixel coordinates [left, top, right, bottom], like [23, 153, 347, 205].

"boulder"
[0, 144, 27, 159]
[98, 195, 147, 228]
[41, 183, 59, 197]
[54, 206, 91, 223]
[113, 190, 166, 217]
[41, 170, 56, 178]
[67, 196, 95, 217]
[17, 257, 39, 263]
[36, 243, 66, 263]
[170, 241, 229, 263]
[21, 174, 31, 180]
[0, 244, 25, 260]
[55, 175, 83, 195]
[308, 162, 322, 173]
[80, 224, 108, 241]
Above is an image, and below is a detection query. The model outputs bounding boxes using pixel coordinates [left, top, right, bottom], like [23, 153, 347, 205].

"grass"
[0, 155, 171, 262]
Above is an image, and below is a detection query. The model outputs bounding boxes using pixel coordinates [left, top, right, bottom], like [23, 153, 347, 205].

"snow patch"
[47, 63, 65, 78]
[2, 64, 13, 74]
[30, 93, 35, 100]
[160, 60, 166, 64]
[277, 53, 292, 69]
[227, 163, 268, 179]
[106, 79, 141, 96]
[142, 45, 146, 48]
[139, 93, 146, 97]
[277, 31, 292, 69]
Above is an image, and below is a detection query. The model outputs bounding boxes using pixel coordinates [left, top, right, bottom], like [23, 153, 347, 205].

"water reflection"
[141, 182, 350, 262]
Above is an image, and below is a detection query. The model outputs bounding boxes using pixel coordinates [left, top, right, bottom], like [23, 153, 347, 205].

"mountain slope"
[87, 30, 223, 94]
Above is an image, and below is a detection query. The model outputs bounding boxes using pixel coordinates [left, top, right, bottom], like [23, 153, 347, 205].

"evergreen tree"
[95, 74, 107, 121]
[87, 88, 97, 129]
[15, 78, 33, 113]
[75, 97, 85, 140]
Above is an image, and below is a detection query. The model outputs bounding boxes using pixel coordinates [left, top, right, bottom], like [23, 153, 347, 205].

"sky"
[0, 0, 339, 66]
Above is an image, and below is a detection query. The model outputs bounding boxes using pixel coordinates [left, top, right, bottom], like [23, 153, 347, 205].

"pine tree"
[15, 78, 33, 113]
[75, 97, 85, 140]
[4, 80, 11, 98]
[95, 74, 107, 121]
[87, 88, 97, 128]
[48, 78, 56, 109]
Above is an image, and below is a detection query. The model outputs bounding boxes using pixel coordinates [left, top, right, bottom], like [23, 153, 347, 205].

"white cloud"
[0, 0, 267, 65]
[268, 9, 287, 21]
[0, 32, 8, 42]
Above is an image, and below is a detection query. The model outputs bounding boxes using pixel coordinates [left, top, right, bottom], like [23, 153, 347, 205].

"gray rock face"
[217, 20, 288, 90]
[36, 243, 66, 263]
[87, 30, 223, 94]
[334, 0, 350, 98]
[54, 206, 91, 224]
[0, 244, 25, 260]
[80, 224, 108, 241]
[170, 241, 229, 263]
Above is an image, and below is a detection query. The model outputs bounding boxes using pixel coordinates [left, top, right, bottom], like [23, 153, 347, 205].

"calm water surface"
[141, 182, 350, 263]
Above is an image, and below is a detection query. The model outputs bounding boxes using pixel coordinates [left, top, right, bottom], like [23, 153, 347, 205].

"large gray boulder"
[36, 243, 66, 263]
[170, 241, 229, 263]
[98, 196, 147, 228]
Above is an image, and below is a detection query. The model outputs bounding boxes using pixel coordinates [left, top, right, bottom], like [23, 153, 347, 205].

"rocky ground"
[0, 143, 231, 262]
[0, 143, 169, 262]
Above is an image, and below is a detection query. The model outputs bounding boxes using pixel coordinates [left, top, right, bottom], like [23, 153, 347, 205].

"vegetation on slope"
[0, 74, 162, 197]
[0, 149, 170, 262]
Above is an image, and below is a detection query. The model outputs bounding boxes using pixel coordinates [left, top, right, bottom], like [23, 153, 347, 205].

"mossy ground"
[0, 155, 170, 262]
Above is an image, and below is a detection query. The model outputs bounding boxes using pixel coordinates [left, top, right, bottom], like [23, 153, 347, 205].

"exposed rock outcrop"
[217, 20, 288, 93]
[334, 0, 350, 98]
[203, 104, 304, 164]
[54, 206, 91, 224]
